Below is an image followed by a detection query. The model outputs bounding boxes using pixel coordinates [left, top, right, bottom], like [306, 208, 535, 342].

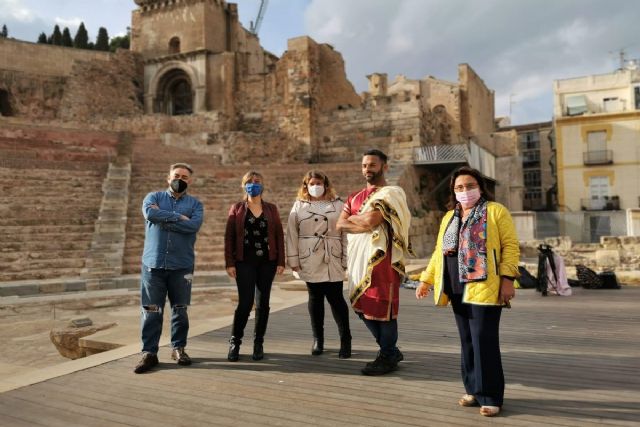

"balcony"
[414, 144, 468, 164]
[583, 150, 613, 165]
[413, 141, 496, 179]
[580, 196, 620, 211]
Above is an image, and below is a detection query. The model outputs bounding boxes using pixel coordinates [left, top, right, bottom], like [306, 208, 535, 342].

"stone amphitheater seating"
[124, 136, 365, 274]
[0, 125, 118, 281]
[0, 126, 366, 282]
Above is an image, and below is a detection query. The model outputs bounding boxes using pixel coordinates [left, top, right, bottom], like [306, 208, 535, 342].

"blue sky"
[2, 0, 639, 125]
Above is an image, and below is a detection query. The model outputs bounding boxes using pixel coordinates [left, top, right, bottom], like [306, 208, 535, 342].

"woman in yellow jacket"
[416, 166, 519, 417]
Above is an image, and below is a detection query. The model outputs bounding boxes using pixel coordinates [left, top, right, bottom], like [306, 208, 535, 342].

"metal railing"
[583, 150, 613, 165]
[413, 144, 469, 164]
[413, 142, 496, 179]
[580, 196, 620, 211]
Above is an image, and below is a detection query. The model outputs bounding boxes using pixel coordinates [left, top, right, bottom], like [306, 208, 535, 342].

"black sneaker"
[134, 353, 159, 374]
[171, 347, 192, 366]
[393, 349, 404, 363]
[361, 353, 397, 376]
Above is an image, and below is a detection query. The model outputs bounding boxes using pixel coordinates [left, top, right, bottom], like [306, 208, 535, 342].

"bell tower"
[130, 0, 241, 115]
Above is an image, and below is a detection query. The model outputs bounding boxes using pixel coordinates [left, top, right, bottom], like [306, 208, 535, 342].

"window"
[584, 131, 610, 164]
[0, 89, 11, 116]
[524, 170, 541, 187]
[169, 37, 180, 54]
[522, 150, 540, 168]
[587, 131, 606, 152]
[524, 189, 541, 200]
[635, 86, 640, 109]
[523, 188, 543, 210]
[589, 176, 610, 210]
[519, 131, 540, 150]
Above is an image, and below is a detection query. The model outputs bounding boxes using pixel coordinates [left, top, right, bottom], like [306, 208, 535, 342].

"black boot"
[309, 292, 324, 356]
[338, 338, 352, 359]
[332, 298, 351, 359]
[312, 337, 324, 356]
[252, 307, 269, 361]
[228, 310, 247, 362]
[227, 337, 241, 362]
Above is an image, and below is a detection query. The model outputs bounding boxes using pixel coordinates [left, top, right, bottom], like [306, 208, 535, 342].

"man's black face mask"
[170, 179, 188, 193]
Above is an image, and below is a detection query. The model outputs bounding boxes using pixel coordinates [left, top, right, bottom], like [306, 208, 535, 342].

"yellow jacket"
[419, 202, 520, 306]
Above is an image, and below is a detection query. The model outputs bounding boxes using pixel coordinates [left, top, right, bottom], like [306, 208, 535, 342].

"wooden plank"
[0, 288, 638, 426]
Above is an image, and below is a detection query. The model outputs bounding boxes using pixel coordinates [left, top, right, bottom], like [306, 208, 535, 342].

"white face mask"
[308, 184, 325, 198]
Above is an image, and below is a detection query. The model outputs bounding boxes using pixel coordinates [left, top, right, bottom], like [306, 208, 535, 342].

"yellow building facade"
[554, 68, 640, 212]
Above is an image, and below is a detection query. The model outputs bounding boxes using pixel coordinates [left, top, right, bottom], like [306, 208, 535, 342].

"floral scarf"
[442, 198, 488, 283]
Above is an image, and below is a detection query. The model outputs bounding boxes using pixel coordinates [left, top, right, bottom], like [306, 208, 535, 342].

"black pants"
[231, 260, 277, 340]
[450, 294, 504, 407]
[307, 281, 351, 342]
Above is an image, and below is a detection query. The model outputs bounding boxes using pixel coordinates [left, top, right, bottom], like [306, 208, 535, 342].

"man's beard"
[365, 169, 384, 184]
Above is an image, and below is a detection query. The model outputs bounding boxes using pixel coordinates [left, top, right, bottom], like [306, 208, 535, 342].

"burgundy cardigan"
[224, 200, 285, 268]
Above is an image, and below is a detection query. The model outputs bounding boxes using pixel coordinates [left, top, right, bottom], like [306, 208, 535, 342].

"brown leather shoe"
[134, 353, 158, 374]
[171, 347, 192, 366]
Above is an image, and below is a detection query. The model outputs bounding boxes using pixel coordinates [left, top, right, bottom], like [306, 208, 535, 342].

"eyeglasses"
[453, 184, 478, 192]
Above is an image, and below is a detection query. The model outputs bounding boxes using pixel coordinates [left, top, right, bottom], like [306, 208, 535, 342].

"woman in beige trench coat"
[286, 170, 352, 358]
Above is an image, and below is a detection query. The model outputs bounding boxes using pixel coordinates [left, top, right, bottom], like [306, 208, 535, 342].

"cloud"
[0, 0, 35, 22]
[54, 17, 82, 30]
[304, 0, 640, 124]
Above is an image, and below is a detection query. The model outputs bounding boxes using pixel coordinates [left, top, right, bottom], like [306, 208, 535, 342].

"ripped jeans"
[140, 264, 193, 354]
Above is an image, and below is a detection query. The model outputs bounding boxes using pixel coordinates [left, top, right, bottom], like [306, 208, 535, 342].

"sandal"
[480, 406, 501, 417]
[458, 394, 478, 407]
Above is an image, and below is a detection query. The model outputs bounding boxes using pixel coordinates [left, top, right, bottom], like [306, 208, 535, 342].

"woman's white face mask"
[308, 184, 325, 198]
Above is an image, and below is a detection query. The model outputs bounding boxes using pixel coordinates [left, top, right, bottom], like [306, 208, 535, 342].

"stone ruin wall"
[0, 38, 109, 119]
[232, 36, 362, 164]
[0, 69, 65, 119]
[315, 97, 422, 163]
[458, 63, 495, 138]
[59, 50, 145, 122]
[0, 38, 143, 123]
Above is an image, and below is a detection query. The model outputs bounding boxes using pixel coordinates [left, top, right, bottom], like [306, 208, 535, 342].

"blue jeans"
[361, 317, 399, 358]
[140, 264, 193, 354]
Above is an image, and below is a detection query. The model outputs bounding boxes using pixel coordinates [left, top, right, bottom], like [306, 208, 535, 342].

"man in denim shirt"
[134, 163, 204, 374]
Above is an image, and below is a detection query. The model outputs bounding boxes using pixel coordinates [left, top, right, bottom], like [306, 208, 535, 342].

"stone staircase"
[81, 133, 133, 286]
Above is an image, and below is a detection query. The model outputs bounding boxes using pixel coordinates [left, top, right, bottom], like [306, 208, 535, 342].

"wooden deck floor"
[0, 286, 638, 426]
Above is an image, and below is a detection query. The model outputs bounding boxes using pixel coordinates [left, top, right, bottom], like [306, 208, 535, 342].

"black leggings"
[307, 281, 351, 340]
[232, 260, 277, 339]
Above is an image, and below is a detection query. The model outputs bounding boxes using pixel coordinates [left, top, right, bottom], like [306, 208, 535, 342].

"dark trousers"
[450, 294, 504, 407]
[361, 317, 399, 358]
[231, 260, 277, 342]
[307, 281, 351, 342]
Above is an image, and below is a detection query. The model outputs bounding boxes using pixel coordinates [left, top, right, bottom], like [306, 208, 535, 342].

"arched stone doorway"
[155, 69, 193, 115]
[0, 89, 12, 116]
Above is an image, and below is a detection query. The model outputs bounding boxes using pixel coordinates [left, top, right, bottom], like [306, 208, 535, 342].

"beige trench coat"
[286, 199, 347, 283]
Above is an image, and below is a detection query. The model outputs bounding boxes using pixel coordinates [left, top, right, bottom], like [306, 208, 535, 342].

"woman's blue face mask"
[245, 183, 263, 197]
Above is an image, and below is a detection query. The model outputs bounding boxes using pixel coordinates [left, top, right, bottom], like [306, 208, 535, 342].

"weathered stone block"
[595, 249, 620, 267]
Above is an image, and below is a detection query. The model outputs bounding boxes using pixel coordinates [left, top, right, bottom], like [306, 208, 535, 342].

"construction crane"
[249, 0, 268, 35]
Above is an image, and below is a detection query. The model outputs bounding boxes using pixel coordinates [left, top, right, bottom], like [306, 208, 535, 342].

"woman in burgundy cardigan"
[224, 171, 285, 361]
